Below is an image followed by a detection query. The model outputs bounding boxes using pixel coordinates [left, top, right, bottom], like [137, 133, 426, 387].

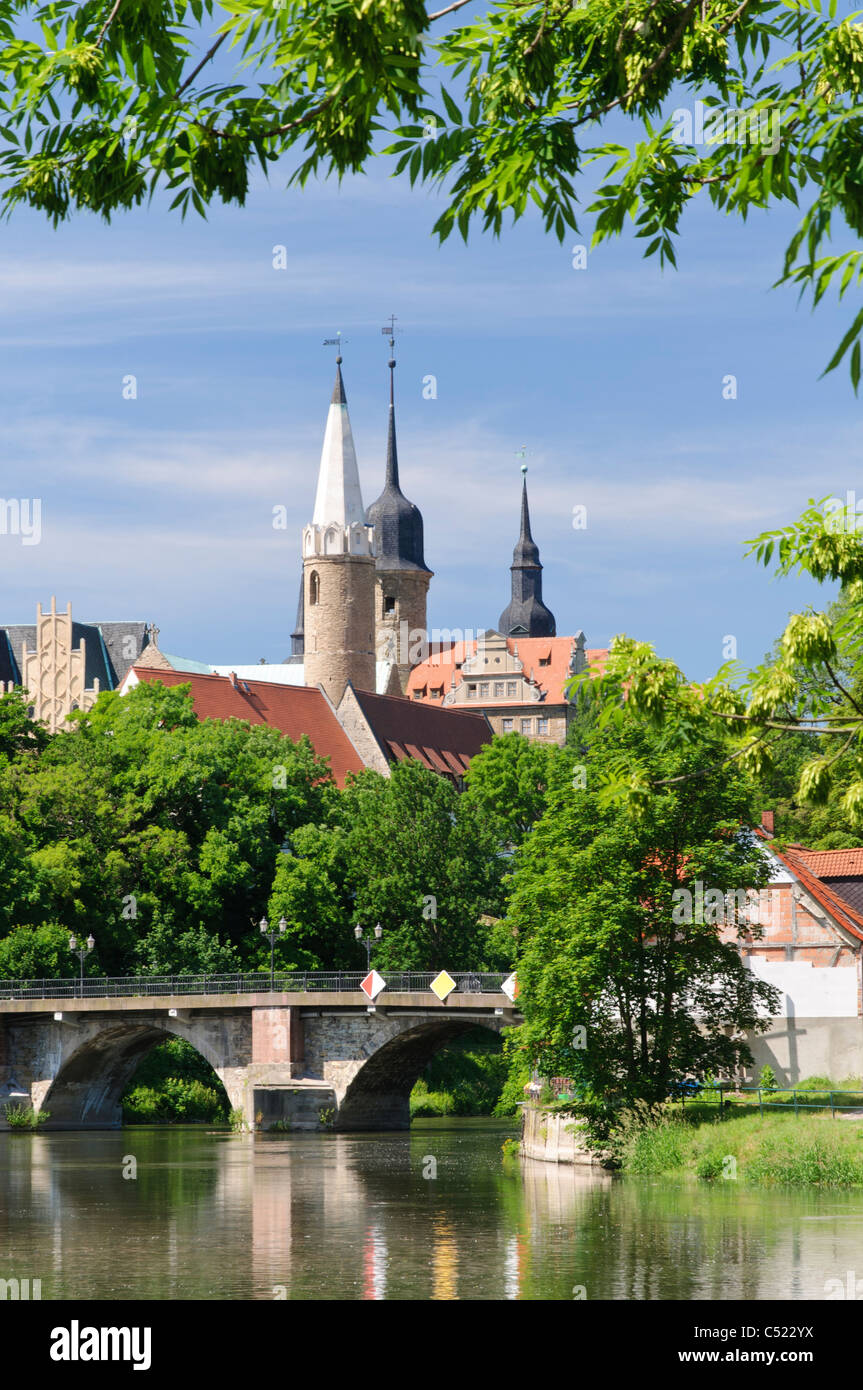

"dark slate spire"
[497, 467, 556, 638]
[365, 351, 429, 572]
[290, 572, 304, 657]
[331, 357, 347, 405]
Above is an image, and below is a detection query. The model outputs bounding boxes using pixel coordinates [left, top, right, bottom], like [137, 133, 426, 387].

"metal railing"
[677, 1083, 863, 1119]
[0, 971, 509, 1002]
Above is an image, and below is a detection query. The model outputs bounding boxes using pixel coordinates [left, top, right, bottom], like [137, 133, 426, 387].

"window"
[539, 655, 551, 667]
[431, 686, 443, 698]
[309, 570, 320, 605]
[521, 718, 532, 735]
[493, 682, 504, 697]
[466, 684, 476, 699]
[383, 595, 396, 615]
[413, 687, 426, 699]
[479, 683, 489, 697]
[502, 718, 513, 732]
[506, 681, 517, 697]
[537, 717, 549, 734]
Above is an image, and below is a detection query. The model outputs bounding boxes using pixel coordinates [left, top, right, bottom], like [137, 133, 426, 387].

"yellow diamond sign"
[430, 970, 457, 1001]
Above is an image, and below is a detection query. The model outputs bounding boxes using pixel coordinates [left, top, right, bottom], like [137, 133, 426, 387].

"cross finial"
[381, 314, 399, 407]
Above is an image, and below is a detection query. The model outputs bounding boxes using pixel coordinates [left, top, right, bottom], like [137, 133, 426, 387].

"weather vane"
[515, 444, 532, 473]
[323, 330, 347, 359]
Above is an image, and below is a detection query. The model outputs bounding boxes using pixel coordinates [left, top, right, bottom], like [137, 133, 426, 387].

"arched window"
[309, 570, 320, 606]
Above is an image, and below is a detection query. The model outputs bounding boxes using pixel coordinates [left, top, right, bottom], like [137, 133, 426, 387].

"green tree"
[463, 731, 556, 845]
[5, 2, 863, 381]
[0, 679, 336, 974]
[510, 723, 779, 1103]
[272, 759, 508, 972]
[577, 497, 863, 831]
[0, 922, 78, 977]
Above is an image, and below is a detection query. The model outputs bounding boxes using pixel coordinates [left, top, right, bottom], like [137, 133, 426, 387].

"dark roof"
[347, 683, 491, 778]
[498, 473, 556, 639]
[0, 620, 149, 692]
[290, 573, 304, 658]
[0, 630, 17, 686]
[365, 362, 429, 574]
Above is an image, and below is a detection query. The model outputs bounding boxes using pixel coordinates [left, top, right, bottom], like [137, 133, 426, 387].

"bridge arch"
[335, 1017, 503, 1131]
[40, 1020, 234, 1129]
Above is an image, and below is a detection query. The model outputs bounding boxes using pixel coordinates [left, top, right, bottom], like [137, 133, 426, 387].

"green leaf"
[440, 86, 461, 126]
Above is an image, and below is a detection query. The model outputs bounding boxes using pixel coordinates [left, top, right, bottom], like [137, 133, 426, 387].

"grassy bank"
[617, 1109, 863, 1186]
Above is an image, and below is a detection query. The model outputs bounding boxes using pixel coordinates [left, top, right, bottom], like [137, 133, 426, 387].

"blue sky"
[0, 58, 857, 680]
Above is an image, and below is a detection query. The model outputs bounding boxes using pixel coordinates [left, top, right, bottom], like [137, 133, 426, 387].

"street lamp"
[354, 922, 383, 972]
[69, 934, 95, 998]
[260, 916, 287, 991]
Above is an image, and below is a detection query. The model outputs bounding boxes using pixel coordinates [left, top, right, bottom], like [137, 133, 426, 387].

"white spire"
[312, 363, 366, 528]
[304, 362, 374, 558]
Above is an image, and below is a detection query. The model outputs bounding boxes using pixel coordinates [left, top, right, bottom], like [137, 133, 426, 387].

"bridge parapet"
[0, 981, 521, 1133]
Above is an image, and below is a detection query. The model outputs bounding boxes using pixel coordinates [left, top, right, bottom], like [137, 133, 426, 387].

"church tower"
[497, 466, 556, 638]
[302, 359, 376, 702]
[365, 337, 432, 693]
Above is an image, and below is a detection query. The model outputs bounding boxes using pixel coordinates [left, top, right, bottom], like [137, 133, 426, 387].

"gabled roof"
[345, 683, 491, 775]
[754, 828, 863, 944]
[127, 667, 365, 787]
[405, 636, 608, 707]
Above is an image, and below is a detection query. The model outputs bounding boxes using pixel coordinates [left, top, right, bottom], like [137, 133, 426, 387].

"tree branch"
[427, 0, 472, 20]
[95, 0, 123, 49]
[176, 32, 228, 99]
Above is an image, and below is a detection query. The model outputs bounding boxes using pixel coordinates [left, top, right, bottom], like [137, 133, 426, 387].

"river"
[1, 1118, 862, 1300]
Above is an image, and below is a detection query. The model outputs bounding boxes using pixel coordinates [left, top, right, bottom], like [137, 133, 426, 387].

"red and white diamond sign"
[361, 970, 386, 1001]
[501, 972, 518, 1002]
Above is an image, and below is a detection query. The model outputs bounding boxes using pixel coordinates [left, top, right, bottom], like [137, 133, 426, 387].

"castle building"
[0, 597, 152, 732]
[406, 470, 607, 745]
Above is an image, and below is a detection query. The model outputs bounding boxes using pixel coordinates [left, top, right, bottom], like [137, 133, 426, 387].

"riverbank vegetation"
[122, 1038, 229, 1125]
[610, 1107, 863, 1188]
[408, 1029, 515, 1118]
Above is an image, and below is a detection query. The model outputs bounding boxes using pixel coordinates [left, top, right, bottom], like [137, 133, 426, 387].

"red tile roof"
[404, 636, 608, 706]
[128, 668, 364, 787]
[791, 847, 863, 878]
[348, 685, 492, 776]
[755, 829, 863, 943]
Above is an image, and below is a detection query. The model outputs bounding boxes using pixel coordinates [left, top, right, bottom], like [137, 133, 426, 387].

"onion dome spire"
[497, 465, 556, 638]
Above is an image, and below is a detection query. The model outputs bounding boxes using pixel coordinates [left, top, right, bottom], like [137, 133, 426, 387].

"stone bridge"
[0, 982, 520, 1132]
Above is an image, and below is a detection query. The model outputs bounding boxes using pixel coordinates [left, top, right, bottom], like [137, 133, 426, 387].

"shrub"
[4, 1103, 49, 1129]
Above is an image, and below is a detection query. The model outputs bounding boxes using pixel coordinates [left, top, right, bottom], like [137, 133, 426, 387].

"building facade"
[0, 597, 151, 732]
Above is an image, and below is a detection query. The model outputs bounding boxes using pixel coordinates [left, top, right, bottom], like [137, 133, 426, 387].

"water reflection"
[2, 1121, 863, 1300]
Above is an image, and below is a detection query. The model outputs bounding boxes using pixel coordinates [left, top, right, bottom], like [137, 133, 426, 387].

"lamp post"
[259, 916, 286, 991]
[69, 934, 94, 999]
[354, 922, 383, 973]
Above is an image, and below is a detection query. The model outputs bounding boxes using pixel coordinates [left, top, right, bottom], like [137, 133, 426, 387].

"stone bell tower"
[302, 359, 376, 703]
